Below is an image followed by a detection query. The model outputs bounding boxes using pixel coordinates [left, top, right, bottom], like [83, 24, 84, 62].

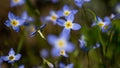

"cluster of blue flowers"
[1, 0, 115, 68]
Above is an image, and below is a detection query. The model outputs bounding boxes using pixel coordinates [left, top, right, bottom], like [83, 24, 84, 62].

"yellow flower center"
[104, 25, 109, 30]
[9, 55, 15, 61]
[60, 50, 65, 55]
[57, 40, 65, 48]
[51, 15, 57, 21]
[11, 19, 19, 27]
[64, 11, 70, 16]
[13, 0, 20, 3]
[98, 22, 105, 27]
[65, 21, 73, 29]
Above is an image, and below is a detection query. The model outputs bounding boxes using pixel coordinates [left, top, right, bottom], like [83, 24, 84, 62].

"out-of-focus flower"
[10, 0, 25, 7]
[59, 63, 74, 68]
[21, 11, 34, 25]
[19, 65, 24, 68]
[40, 49, 49, 58]
[58, 5, 78, 17]
[47, 33, 75, 57]
[51, 0, 59, 3]
[45, 10, 62, 24]
[74, 0, 91, 8]
[2, 48, 21, 63]
[5, 12, 24, 32]
[92, 16, 111, 32]
[57, 14, 81, 35]
[0, 57, 3, 68]
[92, 43, 100, 49]
[43, 58, 54, 68]
[79, 35, 89, 52]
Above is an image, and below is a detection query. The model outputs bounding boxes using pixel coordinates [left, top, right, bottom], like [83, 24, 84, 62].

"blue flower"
[92, 16, 111, 32]
[0, 57, 3, 68]
[5, 12, 24, 32]
[51, 0, 59, 3]
[21, 11, 34, 25]
[10, 0, 25, 7]
[74, 0, 91, 8]
[2, 48, 21, 63]
[47, 34, 75, 57]
[57, 14, 81, 35]
[58, 5, 78, 17]
[40, 49, 49, 58]
[92, 43, 100, 49]
[79, 35, 89, 52]
[59, 63, 74, 68]
[19, 65, 24, 68]
[45, 10, 62, 24]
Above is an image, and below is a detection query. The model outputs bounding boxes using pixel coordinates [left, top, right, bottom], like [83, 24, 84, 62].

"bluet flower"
[58, 5, 78, 17]
[92, 43, 100, 49]
[5, 12, 24, 32]
[10, 0, 25, 7]
[2, 48, 21, 63]
[59, 63, 74, 68]
[57, 14, 81, 35]
[74, 0, 91, 8]
[45, 10, 62, 24]
[92, 16, 111, 32]
[19, 65, 24, 68]
[47, 33, 75, 57]
[51, 0, 59, 3]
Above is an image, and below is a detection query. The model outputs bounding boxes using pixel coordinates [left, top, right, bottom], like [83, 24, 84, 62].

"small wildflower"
[59, 63, 74, 68]
[2, 48, 21, 63]
[57, 14, 81, 35]
[92, 43, 100, 49]
[47, 33, 75, 57]
[74, 0, 91, 8]
[58, 5, 78, 17]
[92, 16, 111, 32]
[10, 0, 25, 7]
[5, 12, 24, 32]
[51, 0, 59, 3]
[43, 59, 54, 68]
[45, 10, 61, 24]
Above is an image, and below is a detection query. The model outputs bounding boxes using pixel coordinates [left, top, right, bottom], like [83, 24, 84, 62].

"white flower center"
[9, 55, 15, 61]
[51, 15, 57, 21]
[98, 22, 105, 27]
[57, 39, 66, 48]
[13, 0, 20, 3]
[11, 19, 19, 27]
[64, 11, 70, 16]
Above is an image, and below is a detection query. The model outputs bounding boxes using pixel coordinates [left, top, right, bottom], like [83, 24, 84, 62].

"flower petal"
[57, 19, 65, 26]
[60, 28, 70, 39]
[59, 63, 66, 68]
[2, 56, 9, 61]
[47, 35, 57, 46]
[5, 20, 11, 27]
[66, 14, 74, 22]
[8, 12, 15, 21]
[12, 27, 19, 32]
[51, 48, 60, 57]
[15, 54, 21, 61]
[9, 48, 15, 56]
[63, 5, 69, 11]
[72, 23, 81, 30]
[65, 42, 75, 52]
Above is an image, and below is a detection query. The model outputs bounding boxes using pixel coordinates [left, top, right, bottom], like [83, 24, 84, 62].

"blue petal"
[8, 12, 15, 21]
[52, 0, 59, 3]
[8, 60, 15, 63]
[60, 28, 70, 39]
[5, 20, 11, 27]
[63, 5, 69, 11]
[71, 10, 78, 14]
[97, 16, 102, 22]
[9, 48, 15, 56]
[13, 27, 19, 32]
[19, 65, 24, 68]
[74, 0, 84, 8]
[51, 48, 60, 57]
[15, 54, 21, 61]
[67, 63, 74, 68]
[84, 0, 91, 2]
[21, 11, 28, 20]
[79, 39, 86, 48]
[91, 22, 97, 27]
[57, 19, 65, 26]
[47, 35, 57, 46]
[104, 16, 111, 25]
[2, 56, 9, 61]
[57, 10, 64, 17]
[66, 14, 74, 22]
[59, 63, 66, 68]
[65, 42, 75, 52]
[72, 23, 81, 30]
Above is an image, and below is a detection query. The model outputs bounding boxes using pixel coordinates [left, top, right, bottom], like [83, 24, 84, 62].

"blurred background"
[0, 0, 120, 68]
